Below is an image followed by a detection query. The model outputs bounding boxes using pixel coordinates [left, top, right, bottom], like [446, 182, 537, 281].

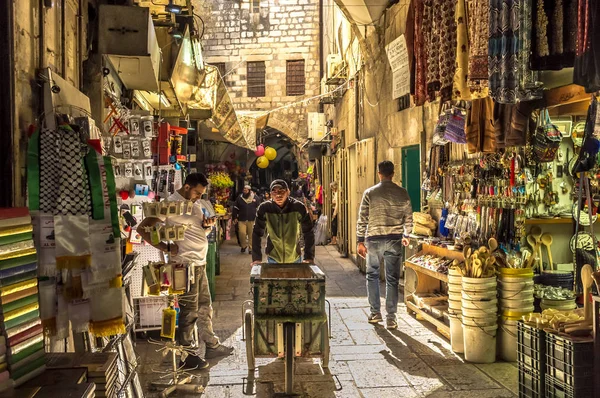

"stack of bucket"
[447, 268, 463, 353]
[461, 276, 498, 363]
[498, 268, 534, 361]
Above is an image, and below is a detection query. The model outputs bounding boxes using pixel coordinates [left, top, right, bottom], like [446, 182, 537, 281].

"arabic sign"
[385, 35, 410, 100]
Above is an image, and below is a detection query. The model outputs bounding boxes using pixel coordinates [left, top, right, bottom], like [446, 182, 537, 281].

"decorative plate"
[572, 203, 597, 226]
[570, 232, 595, 253]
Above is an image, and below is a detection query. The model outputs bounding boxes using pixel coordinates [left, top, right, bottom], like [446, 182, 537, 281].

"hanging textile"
[408, 0, 428, 106]
[88, 287, 125, 337]
[423, 0, 457, 101]
[453, 0, 470, 100]
[466, 0, 489, 97]
[530, 0, 577, 71]
[573, 0, 600, 92]
[489, 0, 520, 104]
[518, 0, 543, 101]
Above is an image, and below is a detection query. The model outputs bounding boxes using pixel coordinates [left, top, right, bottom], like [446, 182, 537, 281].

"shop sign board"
[385, 35, 410, 99]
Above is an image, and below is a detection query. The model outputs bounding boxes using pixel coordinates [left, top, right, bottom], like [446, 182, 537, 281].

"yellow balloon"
[265, 146, 277, 161]
[256, 156, 269, 169]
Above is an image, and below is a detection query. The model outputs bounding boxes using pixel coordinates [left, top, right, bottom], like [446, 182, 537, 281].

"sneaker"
[386, 318, 398, 330]
[179, 355, 209, 370]
[205, 344, 234, 359]
[241, 247, 246, 253]
[368, 313, 383, 324]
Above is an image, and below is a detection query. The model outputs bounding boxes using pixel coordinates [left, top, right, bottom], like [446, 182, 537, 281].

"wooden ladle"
[488, 238, 498, 253]
[540, 233, 554, 271]
[526, 235, 540, 268]
[530, 226, 543, 264]
[582, 264, 594, 324]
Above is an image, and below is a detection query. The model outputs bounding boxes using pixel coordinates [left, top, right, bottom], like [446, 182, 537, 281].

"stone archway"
[264, 113, 302, 143]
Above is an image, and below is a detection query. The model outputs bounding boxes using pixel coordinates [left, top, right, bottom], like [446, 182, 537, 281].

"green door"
[401, 145, 421, 212]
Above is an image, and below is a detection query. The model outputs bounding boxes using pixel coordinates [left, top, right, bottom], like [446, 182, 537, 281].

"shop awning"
[335, 0, 389, 26]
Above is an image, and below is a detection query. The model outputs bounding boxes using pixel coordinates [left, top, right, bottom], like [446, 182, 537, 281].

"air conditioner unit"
[99, 5, 160, 91]
[326, 54, 344, 80]
[308, 112, 327, 141]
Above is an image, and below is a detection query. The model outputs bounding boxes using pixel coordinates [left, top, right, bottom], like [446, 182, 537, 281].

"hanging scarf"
[88, 287, 125, 337]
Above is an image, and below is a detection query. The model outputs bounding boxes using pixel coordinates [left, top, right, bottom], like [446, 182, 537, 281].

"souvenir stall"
[401, 0, 600, 396]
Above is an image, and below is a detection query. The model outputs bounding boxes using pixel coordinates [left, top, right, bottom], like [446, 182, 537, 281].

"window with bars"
[286, 60, 305, 96]
[247, 61, 266, 97]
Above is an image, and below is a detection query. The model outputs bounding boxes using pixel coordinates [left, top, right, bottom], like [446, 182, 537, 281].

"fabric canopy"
[186, 65, 265, 150]
[335, 0, 387, 26]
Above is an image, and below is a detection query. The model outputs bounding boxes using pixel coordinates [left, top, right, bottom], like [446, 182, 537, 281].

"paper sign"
[385, 35, 410, 99]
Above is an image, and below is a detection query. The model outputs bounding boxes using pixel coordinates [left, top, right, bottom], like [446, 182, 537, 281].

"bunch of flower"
[208, 172, 234, 189]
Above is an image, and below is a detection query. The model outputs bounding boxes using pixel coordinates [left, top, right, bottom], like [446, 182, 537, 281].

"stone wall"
[199, 0, 321, 142]
[11, 0, 86, 206]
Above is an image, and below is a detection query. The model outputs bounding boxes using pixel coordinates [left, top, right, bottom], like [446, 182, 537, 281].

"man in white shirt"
[138, 173, 233, 370]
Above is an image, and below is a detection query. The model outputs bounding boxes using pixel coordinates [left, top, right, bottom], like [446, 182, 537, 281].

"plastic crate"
[546, 359, 594, 387]
[518, 364, 544, 398]
[517, 321, 546, 360]
[545, 333, 593, 374]
[545, 374, 594, 398]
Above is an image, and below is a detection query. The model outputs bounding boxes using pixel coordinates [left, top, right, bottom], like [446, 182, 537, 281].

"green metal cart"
[242, 262, 331, 395]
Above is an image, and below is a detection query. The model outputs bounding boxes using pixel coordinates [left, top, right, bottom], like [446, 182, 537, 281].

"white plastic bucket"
[449, 314, 464, 354]
[541, 299, 577, 311]
[448, 268, 463, 277]
[448, 275, 463, 285]
[499, 287, 534, 300]
[498, 279, 534, 291]
[499, 297, 535, 309]
[449, 291, 462, 300]
[448, 284, 462, 293]
[462, 290, 497, 301]
[463, 324, 498, 363]
[448, 298, 462, 310]
[498, 319, 517, 362]
[461, 298, 498, 310]
[462, 276, 497, 292]
[461, 315, 497, 327]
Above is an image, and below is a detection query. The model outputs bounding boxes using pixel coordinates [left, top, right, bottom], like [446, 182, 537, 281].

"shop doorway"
[401, 145, 421, 212]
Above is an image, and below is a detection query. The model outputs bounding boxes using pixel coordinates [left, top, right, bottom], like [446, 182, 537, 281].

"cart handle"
[241, 300, 253, 341]
[325, 299, 332, 338]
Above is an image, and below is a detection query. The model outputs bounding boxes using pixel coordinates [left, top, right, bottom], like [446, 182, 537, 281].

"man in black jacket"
[251, 180, 315, 264]
[233, 185, 260, 254]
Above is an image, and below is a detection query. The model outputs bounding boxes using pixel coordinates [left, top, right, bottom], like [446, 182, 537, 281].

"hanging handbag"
[572, 97, 600, 174]
[532, 109, 562, 162]
[433, 102, 468, 145]
[443, 102, 468, 144]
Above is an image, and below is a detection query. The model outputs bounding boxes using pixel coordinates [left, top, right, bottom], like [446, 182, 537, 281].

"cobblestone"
[137, 240, 517, 397]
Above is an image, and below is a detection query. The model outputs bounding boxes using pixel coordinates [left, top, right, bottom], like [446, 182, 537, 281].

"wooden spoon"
[488, 238, 498, 253]
[582, 264, 594, 324]
[540, 233, 554, 271]
[526, 235, 538, 268]
[530, 226, 543, 265]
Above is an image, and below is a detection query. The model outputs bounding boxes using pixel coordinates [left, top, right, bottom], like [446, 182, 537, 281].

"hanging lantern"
[256, 156, 269, 169]
[254, 144, 265, 157]
[265, 146, 277, 161]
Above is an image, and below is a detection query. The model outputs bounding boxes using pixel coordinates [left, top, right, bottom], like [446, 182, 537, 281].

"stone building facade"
[199, 0, 321, 143]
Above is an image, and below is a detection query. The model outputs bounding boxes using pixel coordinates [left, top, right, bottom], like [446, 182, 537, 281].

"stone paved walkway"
[136, 240, 518, 397]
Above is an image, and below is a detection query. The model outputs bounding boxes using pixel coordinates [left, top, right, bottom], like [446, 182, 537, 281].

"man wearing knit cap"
[251, 179, 315, 264]
[233, 184, 260, 254]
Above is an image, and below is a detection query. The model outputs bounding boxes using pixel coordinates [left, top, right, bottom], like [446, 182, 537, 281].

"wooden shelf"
[405, 261, 448, 283]
[406, 300, 450, 336]
[525, 218, 573, 225]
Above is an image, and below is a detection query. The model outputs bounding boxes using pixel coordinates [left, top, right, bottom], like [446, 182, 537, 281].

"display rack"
[404, 244, 464, 337]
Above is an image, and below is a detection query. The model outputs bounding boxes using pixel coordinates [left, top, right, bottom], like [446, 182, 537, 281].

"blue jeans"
[267, 256, 302, 264]
[365, 239, 403, 320]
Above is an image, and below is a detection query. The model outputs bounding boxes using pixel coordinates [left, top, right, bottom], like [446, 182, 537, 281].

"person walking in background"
[232, 185, 260, 255]
[251, 180, 315, 265]
[330, 181, 339, 245]
[356, 161, 413, 330]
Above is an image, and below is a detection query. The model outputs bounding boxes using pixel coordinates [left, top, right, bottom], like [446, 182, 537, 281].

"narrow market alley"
[136, 241, 518, 397]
